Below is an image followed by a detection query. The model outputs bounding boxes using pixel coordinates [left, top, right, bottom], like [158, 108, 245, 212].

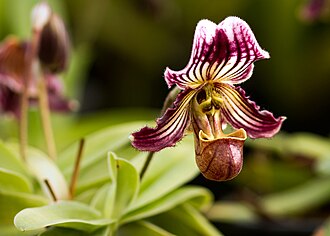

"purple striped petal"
[165, 17, 269, 89]
[131, 89, 196, 152]
[218, 84, 286, 138]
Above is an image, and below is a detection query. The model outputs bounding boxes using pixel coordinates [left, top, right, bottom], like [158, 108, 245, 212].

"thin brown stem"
[38, 76, 57, 160]
[140, 152, 155, 180]
[69, 139, 85, 198]
[44, 179, 57, 202]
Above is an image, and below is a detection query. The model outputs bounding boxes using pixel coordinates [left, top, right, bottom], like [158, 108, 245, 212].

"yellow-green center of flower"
[192, 83, 225, 140]
[196, 83, 223, 115]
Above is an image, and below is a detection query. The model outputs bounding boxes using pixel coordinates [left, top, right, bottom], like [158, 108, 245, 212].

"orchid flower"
[132, 17, 285, 181]
[0, 2, 72, 117]
[0, 37, 73, 117]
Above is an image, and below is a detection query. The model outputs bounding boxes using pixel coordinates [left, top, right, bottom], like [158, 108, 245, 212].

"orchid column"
[132, 17, 285, 181]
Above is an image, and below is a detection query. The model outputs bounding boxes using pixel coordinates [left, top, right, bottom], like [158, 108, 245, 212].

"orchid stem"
[140, 152, 155, 180]
[38, 76, 57, 160]
[69, 138, 85, 198]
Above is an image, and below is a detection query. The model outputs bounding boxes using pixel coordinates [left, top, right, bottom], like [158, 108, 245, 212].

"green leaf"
[39, 226, 110, 236]
[52, 109, 157, 152]
[0, 167, 32, 193]
[261, 177, 330, 216]
[57, 122, 146, 177]
[0, 190, 48, 235]
[150, 203, 223, 236]
[129, 135, 198, 211]
[39, 227, 89, 236]
[105, 153, 139, 220]
[315, 157, 330, 176]
[75, 187, 101, 204]
[90, 184, 110, 213]
[0, 141, 27, 175]
[285, 133, 330, 159]
[122, 186, 212, 224]
[90, 153, 140, 221]
[24, 146, 70, 200]
[247, 132, 330, 160]
[118, 221, 174, 236]
[74, 155, 109, 194]
[207, 201, 258, 223]
[14, 201, 113, 232]
[209, 178, 330, 222]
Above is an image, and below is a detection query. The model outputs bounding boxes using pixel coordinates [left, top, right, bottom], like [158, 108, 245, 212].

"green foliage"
[14, 201, 113, 233]
[0, 121, 221, 235]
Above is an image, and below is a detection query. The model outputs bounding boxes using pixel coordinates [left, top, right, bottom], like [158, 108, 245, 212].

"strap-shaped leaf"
[91, 153, 139, 222]
[122, 186, 212, 224]
[14, 201, 112, 232]
[25, 146, 70, 200]
[129, 136, 199, 211]
[106, 153, 139, 220]
[0, 141, 27, 175]
[118, 221, 174, 236]
[0, 190, 48, 235]
[0, 167, 32, 193]
[57, 122, 145, 178]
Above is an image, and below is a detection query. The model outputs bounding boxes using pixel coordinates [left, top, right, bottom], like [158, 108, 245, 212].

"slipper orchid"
[0, 2, 72, 117]
[132, 17, 285, 181]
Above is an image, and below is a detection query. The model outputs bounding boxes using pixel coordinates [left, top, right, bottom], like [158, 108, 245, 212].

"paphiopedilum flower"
[0, 2, 72, 117]
[0, 37, 72, 117]
[132, 17, 285, 181]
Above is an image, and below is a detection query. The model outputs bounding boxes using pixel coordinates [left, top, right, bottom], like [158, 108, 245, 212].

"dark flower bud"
[194, 128, 247, 181]
[38, 13, 70, 73]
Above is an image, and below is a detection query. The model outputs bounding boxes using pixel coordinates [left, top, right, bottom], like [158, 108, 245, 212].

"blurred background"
[1, 1, 330, 235]
[1, 0, 329, 136]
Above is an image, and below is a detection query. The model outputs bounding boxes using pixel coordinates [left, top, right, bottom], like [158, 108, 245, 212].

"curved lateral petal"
[218, 84, 285, 138]
[165, 17, 269, 90]
[131, 89, 195, 152]
[0, 37, 28, 92]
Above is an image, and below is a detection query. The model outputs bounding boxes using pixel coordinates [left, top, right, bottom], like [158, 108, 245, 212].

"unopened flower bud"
[38, 13, 70, 73]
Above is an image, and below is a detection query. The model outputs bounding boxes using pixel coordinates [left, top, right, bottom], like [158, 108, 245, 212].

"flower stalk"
[38, 74, 57, 160]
